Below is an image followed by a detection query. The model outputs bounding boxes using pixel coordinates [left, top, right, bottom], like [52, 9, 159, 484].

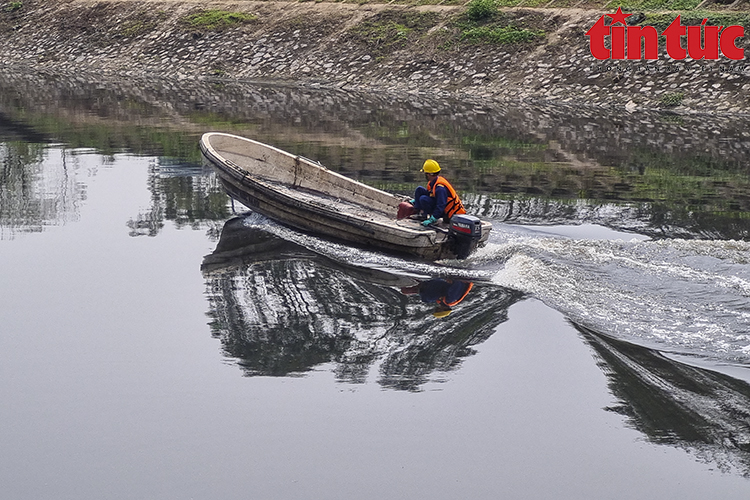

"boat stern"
[448, 214, 491, 259]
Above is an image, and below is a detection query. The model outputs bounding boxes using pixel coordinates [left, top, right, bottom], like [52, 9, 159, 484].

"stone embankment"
[0, 0, 749, 114]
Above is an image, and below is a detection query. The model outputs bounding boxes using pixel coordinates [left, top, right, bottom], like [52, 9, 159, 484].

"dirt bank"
[1, 0, 749, 113]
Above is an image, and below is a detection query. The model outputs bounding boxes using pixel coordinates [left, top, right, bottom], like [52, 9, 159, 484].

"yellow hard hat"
[432, 309, 452, 318]
[421, 159, 441, 174]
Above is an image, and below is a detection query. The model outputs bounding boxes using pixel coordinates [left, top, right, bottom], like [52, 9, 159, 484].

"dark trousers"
[413, 186, 435, 216]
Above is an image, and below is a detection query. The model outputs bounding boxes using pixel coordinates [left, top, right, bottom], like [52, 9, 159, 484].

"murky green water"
[1, 71, 749, 499]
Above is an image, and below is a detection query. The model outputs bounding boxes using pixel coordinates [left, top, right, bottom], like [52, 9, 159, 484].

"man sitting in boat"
[409, 159, 466, 227]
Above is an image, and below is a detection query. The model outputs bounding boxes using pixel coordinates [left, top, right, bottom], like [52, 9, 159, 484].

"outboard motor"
[448, 214, 482, 259]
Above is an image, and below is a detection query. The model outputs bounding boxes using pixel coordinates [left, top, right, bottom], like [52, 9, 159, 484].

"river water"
[1, 71, 750, 499]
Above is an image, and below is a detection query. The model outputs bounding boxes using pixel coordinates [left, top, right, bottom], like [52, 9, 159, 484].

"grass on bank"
[183, 10, 257, 31]
[347, 0, 547, 53]
[644, 10, 750, 29]
[461, 24, 544, 44]
[342, 0, 750, 49]
[347, 10, 440, 56]
[457, 0, 546, 45]
[119, 11, 168, 38]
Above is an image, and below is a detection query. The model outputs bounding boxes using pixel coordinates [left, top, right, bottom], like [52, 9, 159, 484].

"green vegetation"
[120, 17, 164, 38]
[462, 25, 543, 44]
[122, 11, 168, 37]
[659, 92, 684, 107]
[452, 7, 546, 46]
[466, 0, 498, 21]
[462, 134, 548, 154]
[5, 1, 22, 12]
[11, 106, 203, 161]
[348, 11, 439, 56]
[120, 21, 147, 38]
[183, 10, 256, 31]
[620, 167, 750, 216]
[643, 11, 750, 30]
[362, 21, 411, 42]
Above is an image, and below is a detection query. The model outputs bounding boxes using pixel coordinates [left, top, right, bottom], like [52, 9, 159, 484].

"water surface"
[1, 72, 749, 498]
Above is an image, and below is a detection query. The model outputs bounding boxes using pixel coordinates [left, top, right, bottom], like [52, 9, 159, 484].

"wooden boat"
[199, 133, 491, 260]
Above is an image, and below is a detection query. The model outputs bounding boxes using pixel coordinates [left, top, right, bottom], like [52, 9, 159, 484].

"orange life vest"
[428, 176, 466, 220]
[438, 281, 474, 307]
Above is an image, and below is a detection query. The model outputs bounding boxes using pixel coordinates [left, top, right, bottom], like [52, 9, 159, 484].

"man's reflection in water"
[401, 279, 474, 318]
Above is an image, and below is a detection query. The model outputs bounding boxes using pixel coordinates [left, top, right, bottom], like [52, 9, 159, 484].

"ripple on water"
[487, 224, 750, 365]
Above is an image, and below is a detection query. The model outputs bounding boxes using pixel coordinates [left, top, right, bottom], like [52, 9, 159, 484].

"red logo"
[586, 7, 745, 60]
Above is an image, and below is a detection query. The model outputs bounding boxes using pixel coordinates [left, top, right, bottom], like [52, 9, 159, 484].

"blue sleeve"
[432, 185, 448, 218]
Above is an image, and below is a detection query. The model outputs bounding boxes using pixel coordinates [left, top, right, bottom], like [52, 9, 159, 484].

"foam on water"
[488, 224, 750, 364]
[239, 212, 750, 365]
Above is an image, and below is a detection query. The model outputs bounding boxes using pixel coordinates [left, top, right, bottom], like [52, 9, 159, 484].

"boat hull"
[200, 133, 490, 260]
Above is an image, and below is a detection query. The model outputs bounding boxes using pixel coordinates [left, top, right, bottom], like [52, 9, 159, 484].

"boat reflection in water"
[576, 324, 750, 477]
[201, 215, 523, 391]
[202, 216, 750, 473]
